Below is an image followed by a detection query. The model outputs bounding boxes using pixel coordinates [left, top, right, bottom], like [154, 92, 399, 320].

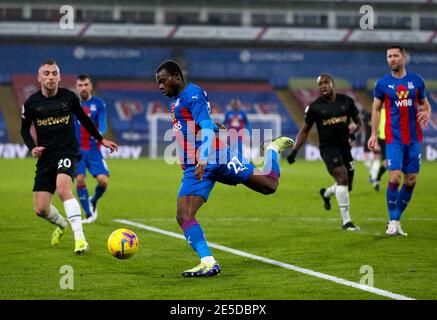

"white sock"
[201, 256, 216, 264]
[45, 205, 67, 229]
[370, 160, 380, 181]
[64, 198, 85, 241]
[335, 185, 351, 225]
[324, 183, 337, 198]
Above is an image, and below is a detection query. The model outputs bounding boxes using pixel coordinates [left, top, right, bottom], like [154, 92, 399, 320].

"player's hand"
[101, 138, 118, 153]
[195, 160, 207, 181]
[31, 146, 45, 158]
[367, 135, 379, 152]
[417, 110, 431, 127]
[215, 122, 226, 130]
[287, 149, 298, 165]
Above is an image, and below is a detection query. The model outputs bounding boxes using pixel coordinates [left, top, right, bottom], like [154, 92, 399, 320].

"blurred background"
[0, 0, 436, 160]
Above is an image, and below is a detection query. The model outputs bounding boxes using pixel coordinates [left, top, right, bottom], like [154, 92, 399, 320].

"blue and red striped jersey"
[374, 72, 427, 145]
[224, 110, 250, 131]
[171, 83, 225, 169]
[74, 96, 107, 151]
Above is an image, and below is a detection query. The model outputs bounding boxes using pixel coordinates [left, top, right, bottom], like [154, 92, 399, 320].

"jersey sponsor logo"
[395, 85, 413, 108]
[173, 121, 182, 132]
[36, 115, 70, 126]
[322, 115, 347, 126]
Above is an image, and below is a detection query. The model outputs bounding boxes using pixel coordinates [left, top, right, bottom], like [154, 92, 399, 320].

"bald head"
[317, 73, 335, 100]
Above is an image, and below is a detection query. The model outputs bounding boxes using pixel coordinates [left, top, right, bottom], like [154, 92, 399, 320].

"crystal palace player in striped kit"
[74, 74, 109, 224]
[368, 45, 432, 236]
[156, 60, 294, 277]
[224, 98, 251, 156]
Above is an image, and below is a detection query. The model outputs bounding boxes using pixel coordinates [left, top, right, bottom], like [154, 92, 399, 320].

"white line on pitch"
[114, 219, 415, 300]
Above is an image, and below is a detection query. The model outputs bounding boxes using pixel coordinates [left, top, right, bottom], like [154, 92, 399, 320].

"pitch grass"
[0, 158, 436, 300]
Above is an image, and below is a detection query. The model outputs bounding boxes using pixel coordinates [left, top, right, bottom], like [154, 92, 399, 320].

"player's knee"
[76, 180, 86, 189]
[34, 205, 49, 217]
[57, 187, 73, 202]
[405, 176, 417, 186]
[176, 211, 189, 226]
[98, 179, 109, 188]
[76, 175, 85, 186]
[335, 176, 348, 186]
[262, 181, 277, 195]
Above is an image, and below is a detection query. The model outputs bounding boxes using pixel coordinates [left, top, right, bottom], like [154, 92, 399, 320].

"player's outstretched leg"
[177, 196, 220, 277]
[244, 137, 294, 194]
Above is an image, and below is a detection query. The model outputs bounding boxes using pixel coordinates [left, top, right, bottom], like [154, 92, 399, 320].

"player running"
[74, 74, 110, 224]
[368, 45, 431, 236]
[21, 60, 117, 254]
[287, 73, 362, 231]
[156, 60, 294, 277]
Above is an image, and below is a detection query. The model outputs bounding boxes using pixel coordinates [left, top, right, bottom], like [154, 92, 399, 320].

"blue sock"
[91, 184, 107, 206]
[76, 185, 92, 217]
[397, 184, 415, 220]
[263, 149, 280, 181]
[387, 182, 400, 221]
[181, 219, 212, 259]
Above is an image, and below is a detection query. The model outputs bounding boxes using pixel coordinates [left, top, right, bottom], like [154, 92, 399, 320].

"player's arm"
[191, 95, 216, 181]
[417, 98, 432, 127]
[368, 97, 383, 151]
[287, 122, 312, 164]
[287, 104, 314, 164]
[20, 103, 44, 157]
[348, 99, 363, 142]
[97, 102, 108, 135]
[71, 94, 118, 152]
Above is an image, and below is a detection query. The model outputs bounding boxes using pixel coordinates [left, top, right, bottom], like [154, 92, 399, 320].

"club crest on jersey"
[395, 85, 413, 108]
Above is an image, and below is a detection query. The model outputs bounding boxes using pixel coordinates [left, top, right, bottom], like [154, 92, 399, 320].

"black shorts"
[33, 155, 79, 194]
[320, 146, 354, 175]
[378, 138, 386, 161]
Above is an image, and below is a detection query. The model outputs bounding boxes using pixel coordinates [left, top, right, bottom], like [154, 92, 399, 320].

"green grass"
[0, 158, 436, 300]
